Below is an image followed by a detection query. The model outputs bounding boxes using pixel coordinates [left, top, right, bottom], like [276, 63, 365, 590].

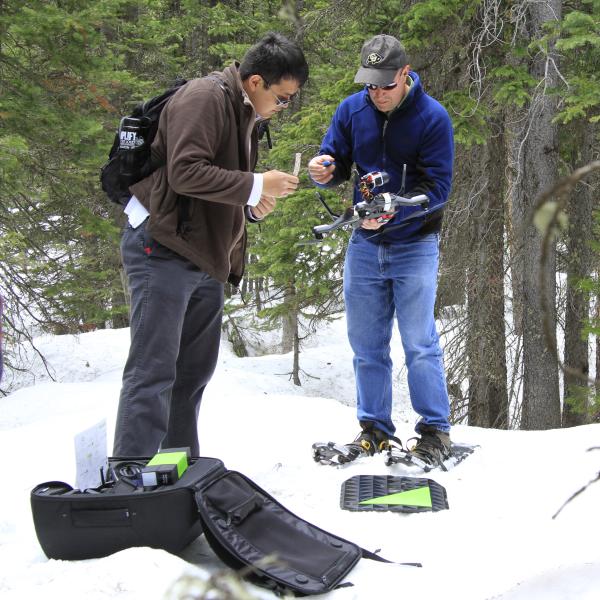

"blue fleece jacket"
[315, 71, 454, 242]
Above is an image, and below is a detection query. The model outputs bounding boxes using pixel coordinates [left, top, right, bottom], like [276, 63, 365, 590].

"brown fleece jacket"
[130, 63, 259, 285]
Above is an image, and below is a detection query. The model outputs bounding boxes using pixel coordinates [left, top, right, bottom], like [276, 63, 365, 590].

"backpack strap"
[258, 120, 272, 149]
[361, 547, 422, 567]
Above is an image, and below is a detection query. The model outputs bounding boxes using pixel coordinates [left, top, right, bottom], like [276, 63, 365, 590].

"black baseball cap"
[354, 34, 408, 86]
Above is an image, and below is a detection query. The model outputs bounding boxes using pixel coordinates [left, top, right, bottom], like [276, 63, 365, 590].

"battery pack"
[141, 447, 190, 487]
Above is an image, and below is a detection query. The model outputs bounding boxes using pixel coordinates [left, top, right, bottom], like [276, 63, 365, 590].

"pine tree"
[0, 0, 185, 383]
[231, 1, 367, 382]
[0, 1, 129, 357]
[554, 1, 600, 425]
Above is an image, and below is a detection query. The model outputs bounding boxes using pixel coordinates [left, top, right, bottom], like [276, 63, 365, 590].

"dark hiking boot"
[352, 421, 402, 454]
[312, 422, 401, 465]
[348, 427, 387, 456]
[408, 427, 452, 467]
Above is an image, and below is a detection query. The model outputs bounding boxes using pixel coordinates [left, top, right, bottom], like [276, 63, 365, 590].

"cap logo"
[366, 52, 383, 65]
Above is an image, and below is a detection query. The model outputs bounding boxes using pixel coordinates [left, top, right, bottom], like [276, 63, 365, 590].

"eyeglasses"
[366, 82, 398, 91]
[268, 88, 294, 107]
[262, 78, 297, 107]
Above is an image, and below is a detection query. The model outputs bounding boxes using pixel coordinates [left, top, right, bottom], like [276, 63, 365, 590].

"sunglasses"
[262, 78, 297, 107]
[366, 82, 398, 91]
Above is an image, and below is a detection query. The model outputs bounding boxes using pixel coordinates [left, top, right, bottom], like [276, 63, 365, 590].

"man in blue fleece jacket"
[308, 34, 454, 466]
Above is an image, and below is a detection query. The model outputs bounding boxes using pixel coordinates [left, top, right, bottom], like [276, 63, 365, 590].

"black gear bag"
[30, 457, 222, 560]
[31, 456, 405, 596]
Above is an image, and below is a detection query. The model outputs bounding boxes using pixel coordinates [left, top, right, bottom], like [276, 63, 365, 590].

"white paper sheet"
[74, 419, 107, 490]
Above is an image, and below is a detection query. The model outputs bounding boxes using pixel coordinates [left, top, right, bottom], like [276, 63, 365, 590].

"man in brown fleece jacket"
[113, 33, 308, 456]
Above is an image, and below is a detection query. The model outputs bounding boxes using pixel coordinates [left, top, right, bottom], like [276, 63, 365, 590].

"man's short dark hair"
[239, 32, 308, 86]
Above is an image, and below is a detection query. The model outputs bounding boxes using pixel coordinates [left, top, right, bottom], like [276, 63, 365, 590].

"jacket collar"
[218, 62, 255, 123]
[221, 61, 244, 95]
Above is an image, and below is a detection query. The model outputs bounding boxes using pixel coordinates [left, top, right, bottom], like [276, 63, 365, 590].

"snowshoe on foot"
[313, 423, 399, 466]
[386, 428, 475, 472]
[412, 428, 452, 464]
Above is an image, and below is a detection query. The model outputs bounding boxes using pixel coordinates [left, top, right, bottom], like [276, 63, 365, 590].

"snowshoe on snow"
[386, 438, 476, 472]
[313, 424, 399, 466]
[312, 441, 365, 465]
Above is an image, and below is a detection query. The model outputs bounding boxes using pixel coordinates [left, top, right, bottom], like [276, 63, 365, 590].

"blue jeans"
[343, 232, 450, 436]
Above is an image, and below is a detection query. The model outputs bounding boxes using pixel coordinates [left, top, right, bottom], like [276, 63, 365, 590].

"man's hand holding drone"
[306, 164, 430, 240]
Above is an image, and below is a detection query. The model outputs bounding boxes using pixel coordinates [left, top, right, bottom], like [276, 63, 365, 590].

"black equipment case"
[31, 457, 225, 560]
[31, 456, 393, 596]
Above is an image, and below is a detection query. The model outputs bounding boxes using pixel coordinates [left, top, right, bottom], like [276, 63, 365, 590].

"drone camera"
[362, 171, 389, 190]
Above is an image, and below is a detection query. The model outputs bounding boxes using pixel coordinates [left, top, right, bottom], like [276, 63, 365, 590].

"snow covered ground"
[1, 318, 599, 599]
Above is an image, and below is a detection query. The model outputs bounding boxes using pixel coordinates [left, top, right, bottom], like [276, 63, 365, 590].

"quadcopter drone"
[310, 169, 431, 241]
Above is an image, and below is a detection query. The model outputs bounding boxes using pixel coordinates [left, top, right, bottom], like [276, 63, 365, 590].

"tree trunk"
[109, 248, 129, 328]
[292, 329, 301, 386]
[563, 124, 594, 426]
[467, 121, 509, 428]
[281, 284, 302, 386]
[511, 0, 562, 430]
[281, 285, 297, 354]
[596, 300, 600, 417]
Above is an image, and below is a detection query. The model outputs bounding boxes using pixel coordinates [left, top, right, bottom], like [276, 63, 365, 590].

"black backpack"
[100, 75, 272, 208]
[99, 78, 188, 206]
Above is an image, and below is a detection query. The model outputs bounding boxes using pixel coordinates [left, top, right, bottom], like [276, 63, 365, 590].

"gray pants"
[113, 221, 224, 456]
